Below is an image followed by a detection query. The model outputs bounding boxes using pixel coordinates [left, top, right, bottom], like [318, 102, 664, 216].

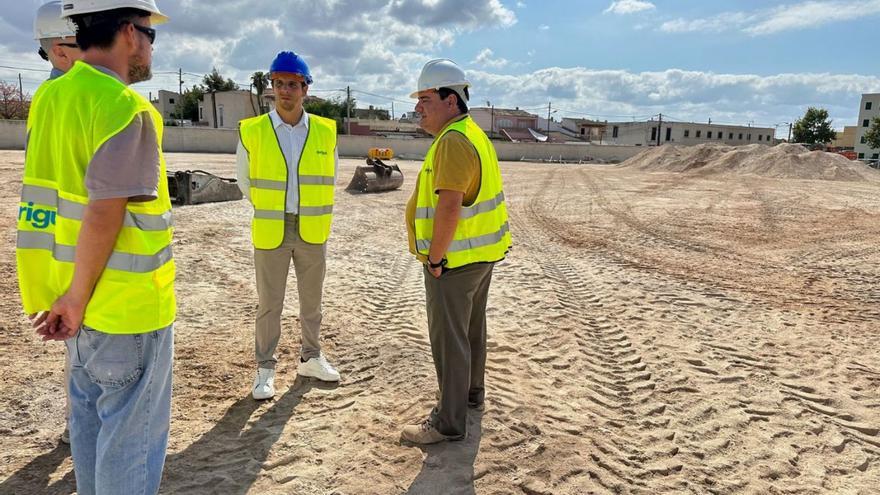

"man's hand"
[33, 292, 86, 341]
[427, 263, 443, 279]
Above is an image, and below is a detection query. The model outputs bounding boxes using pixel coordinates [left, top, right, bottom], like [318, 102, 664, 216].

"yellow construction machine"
[346, 148, 404, 193]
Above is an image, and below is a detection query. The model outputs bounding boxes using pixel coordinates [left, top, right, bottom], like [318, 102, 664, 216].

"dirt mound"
[620, 143, 879, 181]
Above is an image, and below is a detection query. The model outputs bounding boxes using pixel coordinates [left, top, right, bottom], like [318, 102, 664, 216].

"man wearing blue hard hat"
[237, 51, 341, 400]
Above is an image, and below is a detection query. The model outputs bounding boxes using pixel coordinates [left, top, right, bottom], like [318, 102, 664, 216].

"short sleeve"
[432, 131, 480, 204]
[85, 111, 160, 201]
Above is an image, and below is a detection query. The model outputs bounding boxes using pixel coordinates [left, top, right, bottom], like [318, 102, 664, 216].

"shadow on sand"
[0, 376, 334, 495]
[404, 410, 484, 495]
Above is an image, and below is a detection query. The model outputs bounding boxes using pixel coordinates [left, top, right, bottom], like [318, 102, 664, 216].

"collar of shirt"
[269, 108, 309, 131]
[85, 62, 125, 84]
[48, 67, 65, 80]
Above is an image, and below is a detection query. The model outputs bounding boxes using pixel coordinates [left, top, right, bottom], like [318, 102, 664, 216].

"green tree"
[304, 95, 357, 133]
[864, 116, 880, 150]
[171, 85, 205, 122]
[203, 67, 238, 92]
[251, 71, 269, 114]
[792, 107, 836, 144]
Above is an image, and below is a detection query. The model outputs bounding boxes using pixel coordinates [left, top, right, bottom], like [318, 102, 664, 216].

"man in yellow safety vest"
[401, 59, 511, 444]
[17, 1, 175, 492]
[237, 51, 341, 401]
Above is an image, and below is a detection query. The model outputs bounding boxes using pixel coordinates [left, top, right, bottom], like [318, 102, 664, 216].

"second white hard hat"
[410, 59, 471, 102]
[34, 1, 77, 40]
[61, 0, 168, 25]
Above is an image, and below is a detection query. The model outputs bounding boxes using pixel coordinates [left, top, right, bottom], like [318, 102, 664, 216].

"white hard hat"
[34, 1, 77, 40]
[61, 0, 168, 25]
[410, 59, 471, 102]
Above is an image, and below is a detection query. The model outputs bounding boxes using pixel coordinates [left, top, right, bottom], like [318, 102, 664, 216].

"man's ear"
[51, 44, 68, 63]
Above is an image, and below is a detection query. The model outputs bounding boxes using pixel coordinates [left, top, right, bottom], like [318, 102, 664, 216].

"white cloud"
[467, 67, 880, 127]
[516, 1, 527, 8]
[472, 48, 509, 69]
[604, 0, 656, 15]
[661, 0, 880, 36]
[538, 24, 550, 30]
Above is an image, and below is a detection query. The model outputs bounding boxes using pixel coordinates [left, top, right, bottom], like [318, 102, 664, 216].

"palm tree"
[251, 71, 269, 114]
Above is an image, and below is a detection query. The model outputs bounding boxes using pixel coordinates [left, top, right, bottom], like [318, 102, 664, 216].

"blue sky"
[1, 0, 879, 130]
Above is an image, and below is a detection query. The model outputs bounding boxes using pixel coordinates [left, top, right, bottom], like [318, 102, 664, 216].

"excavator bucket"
[346, 158, 405, 193]
[167, 170, 243, 205]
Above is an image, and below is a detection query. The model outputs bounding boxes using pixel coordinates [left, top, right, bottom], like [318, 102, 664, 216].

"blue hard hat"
[269, 51, 313, 85]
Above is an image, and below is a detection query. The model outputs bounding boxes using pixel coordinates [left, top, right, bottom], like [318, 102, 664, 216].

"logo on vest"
[18, 202, 57, 229]
[315, 150, 328, 156]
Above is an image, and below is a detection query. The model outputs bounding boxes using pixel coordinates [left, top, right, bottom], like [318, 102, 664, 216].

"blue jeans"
[66, 324, 173, 495]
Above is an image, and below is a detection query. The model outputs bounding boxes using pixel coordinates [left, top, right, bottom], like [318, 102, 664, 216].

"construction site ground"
[1, 150, 879, 494]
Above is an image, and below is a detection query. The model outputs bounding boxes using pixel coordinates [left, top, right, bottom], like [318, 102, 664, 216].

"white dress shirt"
[236, 109, 339, 214]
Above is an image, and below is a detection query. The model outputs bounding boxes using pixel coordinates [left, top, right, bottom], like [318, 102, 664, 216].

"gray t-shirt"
[84, 66, 160, 202]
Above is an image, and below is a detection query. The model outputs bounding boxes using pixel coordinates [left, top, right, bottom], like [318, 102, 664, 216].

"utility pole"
[491, 105, 495, 139]
[211, 91, 217, 129]
[178, 68, 183, 97]
[18, 73, 23, 104]
[391, 101, 395, 120]
[346, 86, 351, 135]
[657, 113, 663, 146]
[788, 122, 792, 142]
[547, 101, 552, 135]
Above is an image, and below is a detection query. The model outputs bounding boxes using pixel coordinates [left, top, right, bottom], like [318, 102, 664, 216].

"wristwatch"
[428, 257, 448, 269]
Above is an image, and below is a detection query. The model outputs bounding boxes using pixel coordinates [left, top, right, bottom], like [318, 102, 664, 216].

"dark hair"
[438, 87, 469, 114]
[71, 8, 149, 51]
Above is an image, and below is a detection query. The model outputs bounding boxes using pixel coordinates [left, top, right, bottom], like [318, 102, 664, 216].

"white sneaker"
[252, 368, 276, 400]
[298, 354, 340, 382]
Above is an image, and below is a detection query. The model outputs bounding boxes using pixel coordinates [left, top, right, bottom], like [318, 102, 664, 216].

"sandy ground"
[2, 150, 880, 494]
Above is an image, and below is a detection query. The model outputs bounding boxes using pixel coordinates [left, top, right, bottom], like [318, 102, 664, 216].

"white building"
[198, 89, 260, 129]
[854, 93, 880, 162]
[151, 90, 180, 123]
[602, 120, 775, 147]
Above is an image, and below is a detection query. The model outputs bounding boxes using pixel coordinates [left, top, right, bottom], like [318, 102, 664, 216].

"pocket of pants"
[82, 327, 144, 388]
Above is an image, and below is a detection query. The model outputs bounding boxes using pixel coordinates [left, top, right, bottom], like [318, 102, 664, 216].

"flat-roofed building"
[854, 93, 880, 162]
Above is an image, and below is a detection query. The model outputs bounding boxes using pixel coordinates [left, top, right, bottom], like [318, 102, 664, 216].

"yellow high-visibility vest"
[413, 115, 511, 268]
[239, 113, 337, 248]
[16, 61, 176, 334]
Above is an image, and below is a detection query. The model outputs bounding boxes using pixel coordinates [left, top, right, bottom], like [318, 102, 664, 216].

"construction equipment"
[346, 148, 404, 193]
[167, 170, 243, 205]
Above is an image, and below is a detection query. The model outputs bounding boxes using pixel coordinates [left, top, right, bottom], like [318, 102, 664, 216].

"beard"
[279, 100, 296, 112]
[129, 52, 152, 84]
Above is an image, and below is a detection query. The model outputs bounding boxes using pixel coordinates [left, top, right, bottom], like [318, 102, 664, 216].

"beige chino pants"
[254, 214, 327, 369]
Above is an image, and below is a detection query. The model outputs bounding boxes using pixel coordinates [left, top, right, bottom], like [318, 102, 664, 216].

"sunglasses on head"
[131, 23, 156, 45]
[57, 43, 79, 48]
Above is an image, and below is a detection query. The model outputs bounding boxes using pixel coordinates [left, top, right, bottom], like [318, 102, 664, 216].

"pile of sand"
[620, 143, 879, 181]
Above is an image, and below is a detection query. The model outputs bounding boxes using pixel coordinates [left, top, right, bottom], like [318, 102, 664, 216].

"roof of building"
[471, 107, 538, 118]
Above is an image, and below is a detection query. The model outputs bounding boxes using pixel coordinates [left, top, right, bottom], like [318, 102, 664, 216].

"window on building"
[199, 107, 204, 121]
[729, 132, 733, 139]
[718, 133, 722, 140]
[219, 104, 225, 127]
[666, 127, 672, 141]
[707, 131, 713, 139]
[684, 129, 690, 138]
[767, 135, 771, 141]
[858, 153, 865, 159]
[581, 128, 586, 135]
[747, 133, 751, 140]
[651, 127, 657, 141]
[862, 136, 867, 144]
[739, 133, 743, 140]
[867, 101, 873, 110]
[612, 126, 619, 138]
[696, 130, 702, 138]
[864, 119, 871, 127]
[873, 153, 880, 159]
[497, 118, 513, 128]
[758, 135, 763, 141]
[169, 98, 175, 104]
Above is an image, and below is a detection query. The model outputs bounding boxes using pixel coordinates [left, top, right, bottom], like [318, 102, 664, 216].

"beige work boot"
[400, 420, 452, 445]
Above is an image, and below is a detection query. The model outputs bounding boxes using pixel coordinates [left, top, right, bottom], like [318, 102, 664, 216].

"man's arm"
[426, 189, 463, 278]
[35, 198, 128, 340]
[236, 140, 250, 199]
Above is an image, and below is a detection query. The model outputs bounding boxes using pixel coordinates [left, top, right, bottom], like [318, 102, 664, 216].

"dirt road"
[2, 151, 879, 494]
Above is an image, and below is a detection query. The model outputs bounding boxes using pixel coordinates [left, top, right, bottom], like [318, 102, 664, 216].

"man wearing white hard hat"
[31, 0, 84, 447]
[401, 59, 511, 444]
[17, 1, 175, 493]
[35, 1, 82, 81]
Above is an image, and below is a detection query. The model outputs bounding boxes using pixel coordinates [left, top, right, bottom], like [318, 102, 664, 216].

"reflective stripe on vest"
[239, 113, 337, 248]
[413, 115, 511, 268]
[16, 61, 176, 335]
